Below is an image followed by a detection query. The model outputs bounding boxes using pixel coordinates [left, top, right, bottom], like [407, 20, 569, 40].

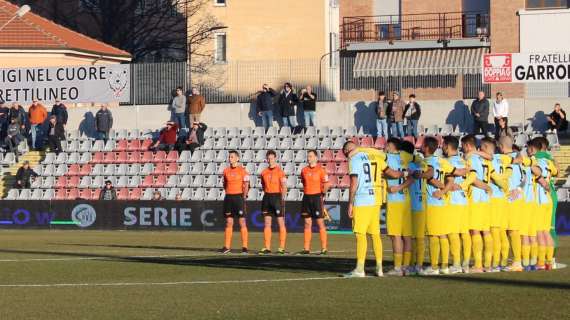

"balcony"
[341, 11, 490, 51]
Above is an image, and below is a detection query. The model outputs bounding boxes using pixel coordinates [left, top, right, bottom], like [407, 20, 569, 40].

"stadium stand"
[1, 123, 568, 201]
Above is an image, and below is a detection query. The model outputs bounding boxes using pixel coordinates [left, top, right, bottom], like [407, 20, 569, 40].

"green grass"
[0, 231, 568, 320]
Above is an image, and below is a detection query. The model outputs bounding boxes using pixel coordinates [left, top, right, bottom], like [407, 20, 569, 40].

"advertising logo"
[71, 204, 97, 228]
[483, 53, 512, 83]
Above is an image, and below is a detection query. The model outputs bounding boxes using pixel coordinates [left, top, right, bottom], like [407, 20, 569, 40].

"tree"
[13, 0, 223, 64]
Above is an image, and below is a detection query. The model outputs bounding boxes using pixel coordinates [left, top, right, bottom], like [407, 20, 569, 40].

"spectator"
[375, 91, 390, 139]
[95, 104, 113, 143]
[4, 117, 23, 162]
[14, 161, 38, 189]
[0, 101, 9, 141]
[171, 86, 187, 132]
[51, 99, 68, 127]
[493, 92, 509, 138]
[188, 87, 206, 123]
[175, 193, 182, 201]
[152, 191, 163, 201]
[9, 102, 27, 129]
[496, 117, 513, 139]
[387, 91, 405, 138]
[404, 94, 421, 138]
[256, 84, 276, 131]
[150, 121, 178, 151]
[99, 180, 117, 200]
[299, 85, 317, 127]
[47, 115, 65, 155]
[28, 99, 48, 150]
[547, 103, 568, 132]
[471, 91, 490, 135]
[176, 121, 207, 154]
[278, 82, 299, 131]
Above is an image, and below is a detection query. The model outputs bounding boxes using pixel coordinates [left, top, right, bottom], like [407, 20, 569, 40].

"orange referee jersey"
[260, 166, 286, 194]
[301, 165, 328, 195]
[223, 165, 249, 195]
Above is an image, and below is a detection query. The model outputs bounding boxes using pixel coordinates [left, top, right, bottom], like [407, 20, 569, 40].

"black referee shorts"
[261, 193, 284, 217]
[301, 194, 323, 219]
[223, 194, 246, 218]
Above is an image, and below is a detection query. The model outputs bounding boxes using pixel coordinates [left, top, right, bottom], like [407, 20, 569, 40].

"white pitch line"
[0, 276, 347, 288]
[0, 254, 204, 263]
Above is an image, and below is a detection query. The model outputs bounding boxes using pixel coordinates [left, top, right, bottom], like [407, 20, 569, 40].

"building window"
[526, 0, 569, 9]
[214, 0, 226, 6]
[215, 33, 227, 63]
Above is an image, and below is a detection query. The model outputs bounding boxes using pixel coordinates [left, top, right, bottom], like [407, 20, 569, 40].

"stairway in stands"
[553, 145, 570, 186]
[0, 151, 44, 198]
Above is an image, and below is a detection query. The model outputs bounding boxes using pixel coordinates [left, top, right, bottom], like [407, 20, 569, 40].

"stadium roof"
[0, 0, 131, 59]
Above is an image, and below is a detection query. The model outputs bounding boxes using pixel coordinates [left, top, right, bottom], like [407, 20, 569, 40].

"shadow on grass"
[49, 242, 220, 253]
[1, 247, 569, 290]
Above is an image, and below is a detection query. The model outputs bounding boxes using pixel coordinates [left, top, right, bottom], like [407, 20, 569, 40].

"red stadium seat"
[127, 140, 141, 152]
[403, 136, 415, 145]
[154, 175, 167, 187]
[374, 137, 386, 150]
[154, 151, 167, 162]
[325, 162, 336, 175]
[79, 164, 92, 176]
[67, 188, 79, 199]
[141, 139, 153, 150]
[91, 189, 101, 200]
[166, 163, 178, 175]
[360, 136, 374, 147]
[154, 163, 166, 175]
[141, 151, 153, 163]
[78, 189, 92, 200]
[165, 151, 178, 162]
[117, 188, 129, 200]
[56, 176, 67, 188]
[328, 175, 339, 187]
[67, 164, 80, 176]
[336, 162, 348, 176]
[129, 188, 142, 200]
[55, 188, 66, 200]
[102, 152, 116, 164]
[141, 175, 154, 188]
[68, 176, 80, 188]
[116, 139, 128, 152]
[127, 152, 141, 164]
[350, 137, 359, 144]
[91, 152, 104, 164]
[414, 135, 425, 150]
[321, 150, 334, 162]
[116, 152, 128, 164]
[333, 150, 346, 162]
[338, 175, 350, 188]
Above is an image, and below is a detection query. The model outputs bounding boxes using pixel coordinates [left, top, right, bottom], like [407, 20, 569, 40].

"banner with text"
[482, 52, 570, 83]
[0, 64, 130, 103]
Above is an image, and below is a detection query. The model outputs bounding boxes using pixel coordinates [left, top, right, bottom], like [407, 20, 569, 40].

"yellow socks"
[356, 233, 367, 272]
[472, 233, 483, 269]
[429, 236, 440, 269]
[530, 241, 538, 265]
[416, 238, 425, 267]
[403, 251, 412, 267]
[491, 228, 501, 267]
[461, 233, 472, 266]
[440, 237, 450, 268]
[483, 233, 493, 269]
[546, 246, 554, 264]
[538, 245, 546, 267]
[394, 253, 403, 269]
[500, 230, 510, 267]
[449, 233, 461, 266]
[510, 231, 521, 264]
[371, 233, 383, 267]
[522, 244, 531, 266]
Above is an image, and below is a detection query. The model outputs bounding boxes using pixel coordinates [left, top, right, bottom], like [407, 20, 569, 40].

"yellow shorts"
[412, 210, 426, 238]
[446, 205, 464, 234]
[470, 202, 491, 232]
[490, 197, 508, 229]
[519, 202, 538, 237]
[352, 205, 381, 235]
[386, 201, 412, 237]
[537, 202, 553, 232]
[426, 205, 448, 236]
[507, 199, 524, 231]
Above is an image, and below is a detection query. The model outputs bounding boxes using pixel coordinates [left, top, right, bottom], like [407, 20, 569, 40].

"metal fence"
[340, 56, 490, 99]
[124, 59, 337, 105]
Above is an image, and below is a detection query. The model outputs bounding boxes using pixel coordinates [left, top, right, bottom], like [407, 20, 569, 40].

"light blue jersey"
[425, 155, 455, 207]
[535, 158, 552, 205]
[523, 165, 535, 204]
[349, 151, 376, 207]
[468, 154, 490, 204]
[408, 161, 424, 212]
[490, 154, 505, 199]
[386, 153, 406, 203]
[448, 155, 468, 206]
[507, 152, 524, 202]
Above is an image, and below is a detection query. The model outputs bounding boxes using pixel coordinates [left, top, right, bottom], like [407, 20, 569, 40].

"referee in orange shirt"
[258, 150, 288, 255]
[220, 150, 250, 254]
[300, 150, 331, 254]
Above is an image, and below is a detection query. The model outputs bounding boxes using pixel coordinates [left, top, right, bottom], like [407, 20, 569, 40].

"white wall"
[64, 98, 570, 136]
[519, 9, 570, 52]
[374, 0, 399, 16]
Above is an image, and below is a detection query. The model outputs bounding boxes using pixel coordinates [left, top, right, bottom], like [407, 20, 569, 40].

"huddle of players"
[343, 134, 558, 277]
[219, 149, 330, 255]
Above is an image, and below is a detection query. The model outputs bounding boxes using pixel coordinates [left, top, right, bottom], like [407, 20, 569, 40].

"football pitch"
[0, 231, 568, 320]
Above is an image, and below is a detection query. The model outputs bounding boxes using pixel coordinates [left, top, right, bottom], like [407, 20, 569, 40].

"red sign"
[482, 53, 512, 83]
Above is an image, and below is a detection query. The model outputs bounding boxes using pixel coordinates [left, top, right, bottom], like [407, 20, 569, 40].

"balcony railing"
[341, 11, 490, 48]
